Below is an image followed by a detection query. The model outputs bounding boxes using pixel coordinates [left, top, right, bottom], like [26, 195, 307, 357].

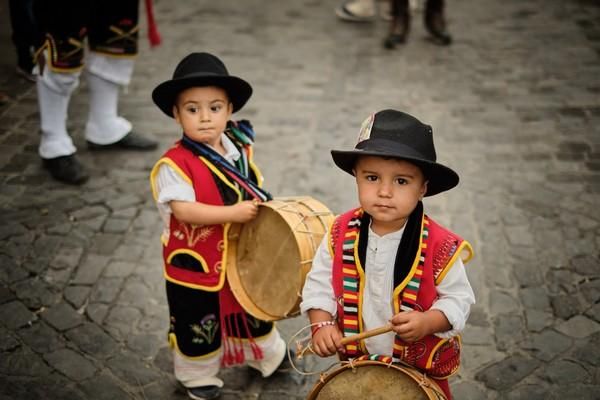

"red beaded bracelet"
[311, 320, 336, 336]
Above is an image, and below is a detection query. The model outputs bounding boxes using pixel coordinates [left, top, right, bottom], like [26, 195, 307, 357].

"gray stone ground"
[1, 0, 599, 398]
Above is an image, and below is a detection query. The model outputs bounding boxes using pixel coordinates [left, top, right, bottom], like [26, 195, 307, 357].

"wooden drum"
[226, 196, 334, 321]
[307, 359, 448, 400]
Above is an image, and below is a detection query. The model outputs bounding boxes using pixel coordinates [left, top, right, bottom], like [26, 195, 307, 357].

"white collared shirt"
[300, 222, 475, 356]
[154, 133, 241, 237]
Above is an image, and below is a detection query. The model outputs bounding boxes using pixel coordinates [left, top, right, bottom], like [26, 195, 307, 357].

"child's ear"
[420, 181, 428, 199]
[172, 105, 181, 123]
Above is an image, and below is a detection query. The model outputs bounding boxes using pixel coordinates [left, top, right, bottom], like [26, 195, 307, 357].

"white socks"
[84, 72, 132, 145]
[36, 72, 78, 159]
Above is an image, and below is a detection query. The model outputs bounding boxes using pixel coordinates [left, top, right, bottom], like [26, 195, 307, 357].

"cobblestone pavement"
[1, 0, 599, 399]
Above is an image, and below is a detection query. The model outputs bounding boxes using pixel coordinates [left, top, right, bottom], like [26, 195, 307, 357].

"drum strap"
[181, 126, 272, 202]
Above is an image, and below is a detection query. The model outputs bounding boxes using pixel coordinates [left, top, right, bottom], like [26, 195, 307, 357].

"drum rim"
[306, 360, 447, 400]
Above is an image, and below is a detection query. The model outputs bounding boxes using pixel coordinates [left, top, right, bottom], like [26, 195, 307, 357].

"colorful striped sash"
[339, 210, 429, 357]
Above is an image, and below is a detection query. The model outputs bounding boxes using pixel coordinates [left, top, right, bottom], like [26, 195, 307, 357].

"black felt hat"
[152, 52, 252, 117]
[331, 109, 459, 196]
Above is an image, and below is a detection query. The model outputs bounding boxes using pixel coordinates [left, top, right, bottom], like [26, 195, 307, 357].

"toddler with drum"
[300, 109, 476, 399]
[150, 52, 286, 400]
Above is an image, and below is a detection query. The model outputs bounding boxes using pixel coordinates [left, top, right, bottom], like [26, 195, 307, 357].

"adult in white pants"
[34, 0, 157, 184]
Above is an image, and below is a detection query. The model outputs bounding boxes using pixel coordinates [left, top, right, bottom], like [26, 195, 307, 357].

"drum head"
[235, 204, 303, 319]
[312, 363, 431, 400]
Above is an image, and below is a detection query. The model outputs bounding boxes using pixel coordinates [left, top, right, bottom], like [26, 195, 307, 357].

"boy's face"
[173, 86, 233, 147]
[354, 156, 428, 236]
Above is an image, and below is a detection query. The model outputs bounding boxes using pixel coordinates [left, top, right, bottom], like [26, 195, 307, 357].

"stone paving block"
[556, 314, 600, 339]
[41, 302, 84, 331]
[0, 346, 53, 377]
[0, 300, 36, 329]
[102, 217, 132, 234]
[451, 381, 490, 400]
[0, 256, 32, 286]
[0, 326, 19, 352]
[522, 329, 573, 362]
[65, 322, 119, 360]
[17, 321, 65, 353]
[524, 309, 555, 333]
[0, 285, 14, 304]
[489, 290, 520, 315]
[50, 245, 84, 270]
[44, 348, 97, 381]
[85, 302, 110, 326]
[475, 355, 541, 391]
[520, 287, 551, 311]
[104, 260, 137, 278]
[88, 233, 124, 255]
[45, 265, 74, 288]
[69, 205, 110, 222]
[72, 254, 110, 285]
[584, 302, 600, 323]
[104, 305, 143, 340]
[503, 384, 552, 400]
[579, 278, 600, 304]
[106, 350, 163, 387]
[539, 359, 591, 385]
[90, 277, 122, 304]
[105, 193, 144, 212]
[494, 314, 527, 352]
[126, 332, 164, 360]
[64, 285, 91, 309]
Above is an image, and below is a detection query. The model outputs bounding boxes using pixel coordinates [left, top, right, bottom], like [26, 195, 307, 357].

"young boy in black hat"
[300, 109, 475, 399]
[150, 52, 286, 400]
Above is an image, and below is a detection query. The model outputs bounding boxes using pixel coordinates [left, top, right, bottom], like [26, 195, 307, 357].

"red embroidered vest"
[330, 208, 473, 378]
[150, 141, 260, 291]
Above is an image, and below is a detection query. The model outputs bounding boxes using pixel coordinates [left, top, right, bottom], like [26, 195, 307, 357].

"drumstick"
[340, 324, 393, 345]
[296, 324, 393, 358]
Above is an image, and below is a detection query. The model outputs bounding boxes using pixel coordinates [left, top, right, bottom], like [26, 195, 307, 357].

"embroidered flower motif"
[190, 314, 219, 345]
[217, 240, 225, 252]
[214, 261, 222, 273]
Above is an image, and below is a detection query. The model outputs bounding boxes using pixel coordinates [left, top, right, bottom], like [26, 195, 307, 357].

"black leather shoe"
[87, 131, 158, 151]
[425, 15, 452, 46]
[384, 1, 410, 49]
[186, 385, 221, 400]
[42, 155, 89, 185]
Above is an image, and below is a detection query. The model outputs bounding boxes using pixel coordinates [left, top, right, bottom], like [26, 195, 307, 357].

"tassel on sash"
[218, 282, 263, 367]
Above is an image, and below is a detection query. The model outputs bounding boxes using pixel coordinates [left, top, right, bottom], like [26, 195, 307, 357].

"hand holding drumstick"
[300, 309, 393, 358]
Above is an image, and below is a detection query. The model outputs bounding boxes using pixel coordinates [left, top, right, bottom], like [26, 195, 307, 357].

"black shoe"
[186, 385, 221, 400]
[383, 33, 407, 49]
[424, 8, 452, 46]
[384, 1, 410, 49]
[87, 132, 158, 151]
[42, 155, 89, 185]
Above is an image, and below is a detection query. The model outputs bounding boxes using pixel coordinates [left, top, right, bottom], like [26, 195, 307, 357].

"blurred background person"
[33, 0, 158, 185]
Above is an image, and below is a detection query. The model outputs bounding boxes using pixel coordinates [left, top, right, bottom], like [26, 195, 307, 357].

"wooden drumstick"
[296, 324, 393, 358]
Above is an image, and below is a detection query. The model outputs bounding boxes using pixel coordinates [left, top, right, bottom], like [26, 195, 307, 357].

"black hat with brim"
[152, 52, 252, 117]
[331, 110, 459, 197]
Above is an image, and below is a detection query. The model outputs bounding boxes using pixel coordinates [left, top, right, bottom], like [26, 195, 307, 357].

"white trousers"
[173, 327, 287, 388]
[36, 52, 135, 158]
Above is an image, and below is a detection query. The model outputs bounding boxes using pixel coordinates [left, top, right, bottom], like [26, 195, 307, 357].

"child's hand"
[231, 200, 259, 223]
[390, 310, 431, 343]
[311, 324, 344, 357]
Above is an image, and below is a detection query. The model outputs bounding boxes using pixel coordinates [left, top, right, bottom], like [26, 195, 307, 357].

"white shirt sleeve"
[299, 233, 338, 317]
[430, 256, 476, 338]
[155, 163, 196, 215]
